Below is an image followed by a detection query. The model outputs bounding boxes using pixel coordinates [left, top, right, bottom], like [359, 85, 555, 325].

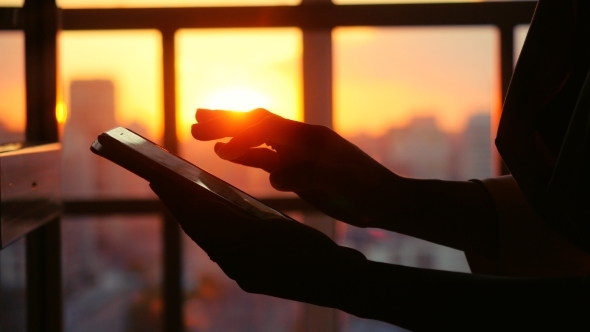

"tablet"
[91, 127, 290, 220]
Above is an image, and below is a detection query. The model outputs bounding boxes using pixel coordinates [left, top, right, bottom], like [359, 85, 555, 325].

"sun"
[56, 100, 68, 124]
[202, 87, 272, 112]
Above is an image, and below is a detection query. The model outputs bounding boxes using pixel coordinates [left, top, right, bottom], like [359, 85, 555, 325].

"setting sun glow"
[202, 87, 272, 112]
[56, 101, 68, 124]
[177, 28, 302, 141]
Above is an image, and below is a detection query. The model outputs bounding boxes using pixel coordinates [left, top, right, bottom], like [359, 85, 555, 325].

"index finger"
[215, 116, 330, 161]
[195, 108, 271, 123]
[192, 108, 275, 141]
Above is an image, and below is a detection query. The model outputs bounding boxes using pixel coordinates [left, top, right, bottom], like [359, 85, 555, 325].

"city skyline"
[1, 25, 515, 140]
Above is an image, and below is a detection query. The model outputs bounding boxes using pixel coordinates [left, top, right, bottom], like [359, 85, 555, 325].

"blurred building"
[60, 80, 161, 332]
[459, 113, 493, 180]
[382, 116, 454, 180]
[61, 79, 151, 199]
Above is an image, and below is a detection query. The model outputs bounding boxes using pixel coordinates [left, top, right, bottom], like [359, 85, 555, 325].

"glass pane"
[59, 31, 163, 199]
[183, 229, 304, 331]
[177, 28, 302, 198]
[334, 26, 497, 331]
[0, 237, 27, 332]
[57, 0, 298, 8]
[0, 31, 26, 145]
[62, 216, 162, 332]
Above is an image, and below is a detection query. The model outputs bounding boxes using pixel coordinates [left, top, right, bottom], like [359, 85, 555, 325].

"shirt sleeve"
[466, 175, 590, 277]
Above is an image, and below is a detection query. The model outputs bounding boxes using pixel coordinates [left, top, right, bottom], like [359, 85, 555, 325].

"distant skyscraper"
[460, 113, 492, 180]
[382, 116, 454, 180]
[61, 80, 151, 198]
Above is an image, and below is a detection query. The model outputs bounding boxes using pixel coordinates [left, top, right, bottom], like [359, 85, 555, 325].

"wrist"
[368, 171, 409, 229]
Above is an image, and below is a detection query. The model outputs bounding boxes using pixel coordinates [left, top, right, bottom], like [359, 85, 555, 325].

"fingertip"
[190, 123, 202, 140]
[214, 142, 225, 152]
[195, 108, 216, 122]
[268, 172, 290, 191]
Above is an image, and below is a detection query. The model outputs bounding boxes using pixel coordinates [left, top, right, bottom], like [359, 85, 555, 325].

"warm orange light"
[202, 87, 272, 112]
[56, 101, 68, 124]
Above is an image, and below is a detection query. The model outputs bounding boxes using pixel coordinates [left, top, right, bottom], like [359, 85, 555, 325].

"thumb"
[269, 161, 365, 193]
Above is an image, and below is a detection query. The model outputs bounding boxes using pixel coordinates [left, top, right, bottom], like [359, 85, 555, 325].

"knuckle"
[250, 108, 272, 118]
[258, 114, 283, 128]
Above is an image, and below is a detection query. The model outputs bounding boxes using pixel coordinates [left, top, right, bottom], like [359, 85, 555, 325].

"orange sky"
[334, 26, 499, 136]
[1, 14, 530, 140]
[176, 28, 302, 141]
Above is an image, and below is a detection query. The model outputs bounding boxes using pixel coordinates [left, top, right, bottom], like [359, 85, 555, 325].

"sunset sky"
[0, 0, 530, 142]
[0, 0, 492, 7]
[58, 30, 164, 139]
[176, 29, 302, 141]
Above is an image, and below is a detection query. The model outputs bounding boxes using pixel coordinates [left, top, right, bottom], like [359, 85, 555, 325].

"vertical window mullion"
[302, 1, 337, 329]
[161, 28, 184, 332]
[23, 0, 63, 331]
[497, 24, 515, 176]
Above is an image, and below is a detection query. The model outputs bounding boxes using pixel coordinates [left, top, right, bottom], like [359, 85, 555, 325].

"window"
[0, 0, 537, 331]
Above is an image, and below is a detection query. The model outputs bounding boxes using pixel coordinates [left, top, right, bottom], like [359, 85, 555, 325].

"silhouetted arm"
[369, 176, 498, 259]
[152, 182, 587, 331]
[293, 259, 589, 332]
[191, 109, 498, 258]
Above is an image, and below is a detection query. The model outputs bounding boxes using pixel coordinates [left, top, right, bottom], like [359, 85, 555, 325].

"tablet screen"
[101, 127, 284, 219]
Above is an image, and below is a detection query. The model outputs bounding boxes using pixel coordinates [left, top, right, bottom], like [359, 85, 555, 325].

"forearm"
[373, 176, 498, 258]
[339, 260, 589, 331]
[258, 256, 588, 331]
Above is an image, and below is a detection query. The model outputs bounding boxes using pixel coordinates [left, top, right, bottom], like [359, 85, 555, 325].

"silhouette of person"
[150, 0, 590, 330]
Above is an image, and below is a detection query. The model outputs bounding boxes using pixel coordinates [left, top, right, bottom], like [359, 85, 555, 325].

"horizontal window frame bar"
[54, 2, 536, 31]
[63, 197, 318, 216]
